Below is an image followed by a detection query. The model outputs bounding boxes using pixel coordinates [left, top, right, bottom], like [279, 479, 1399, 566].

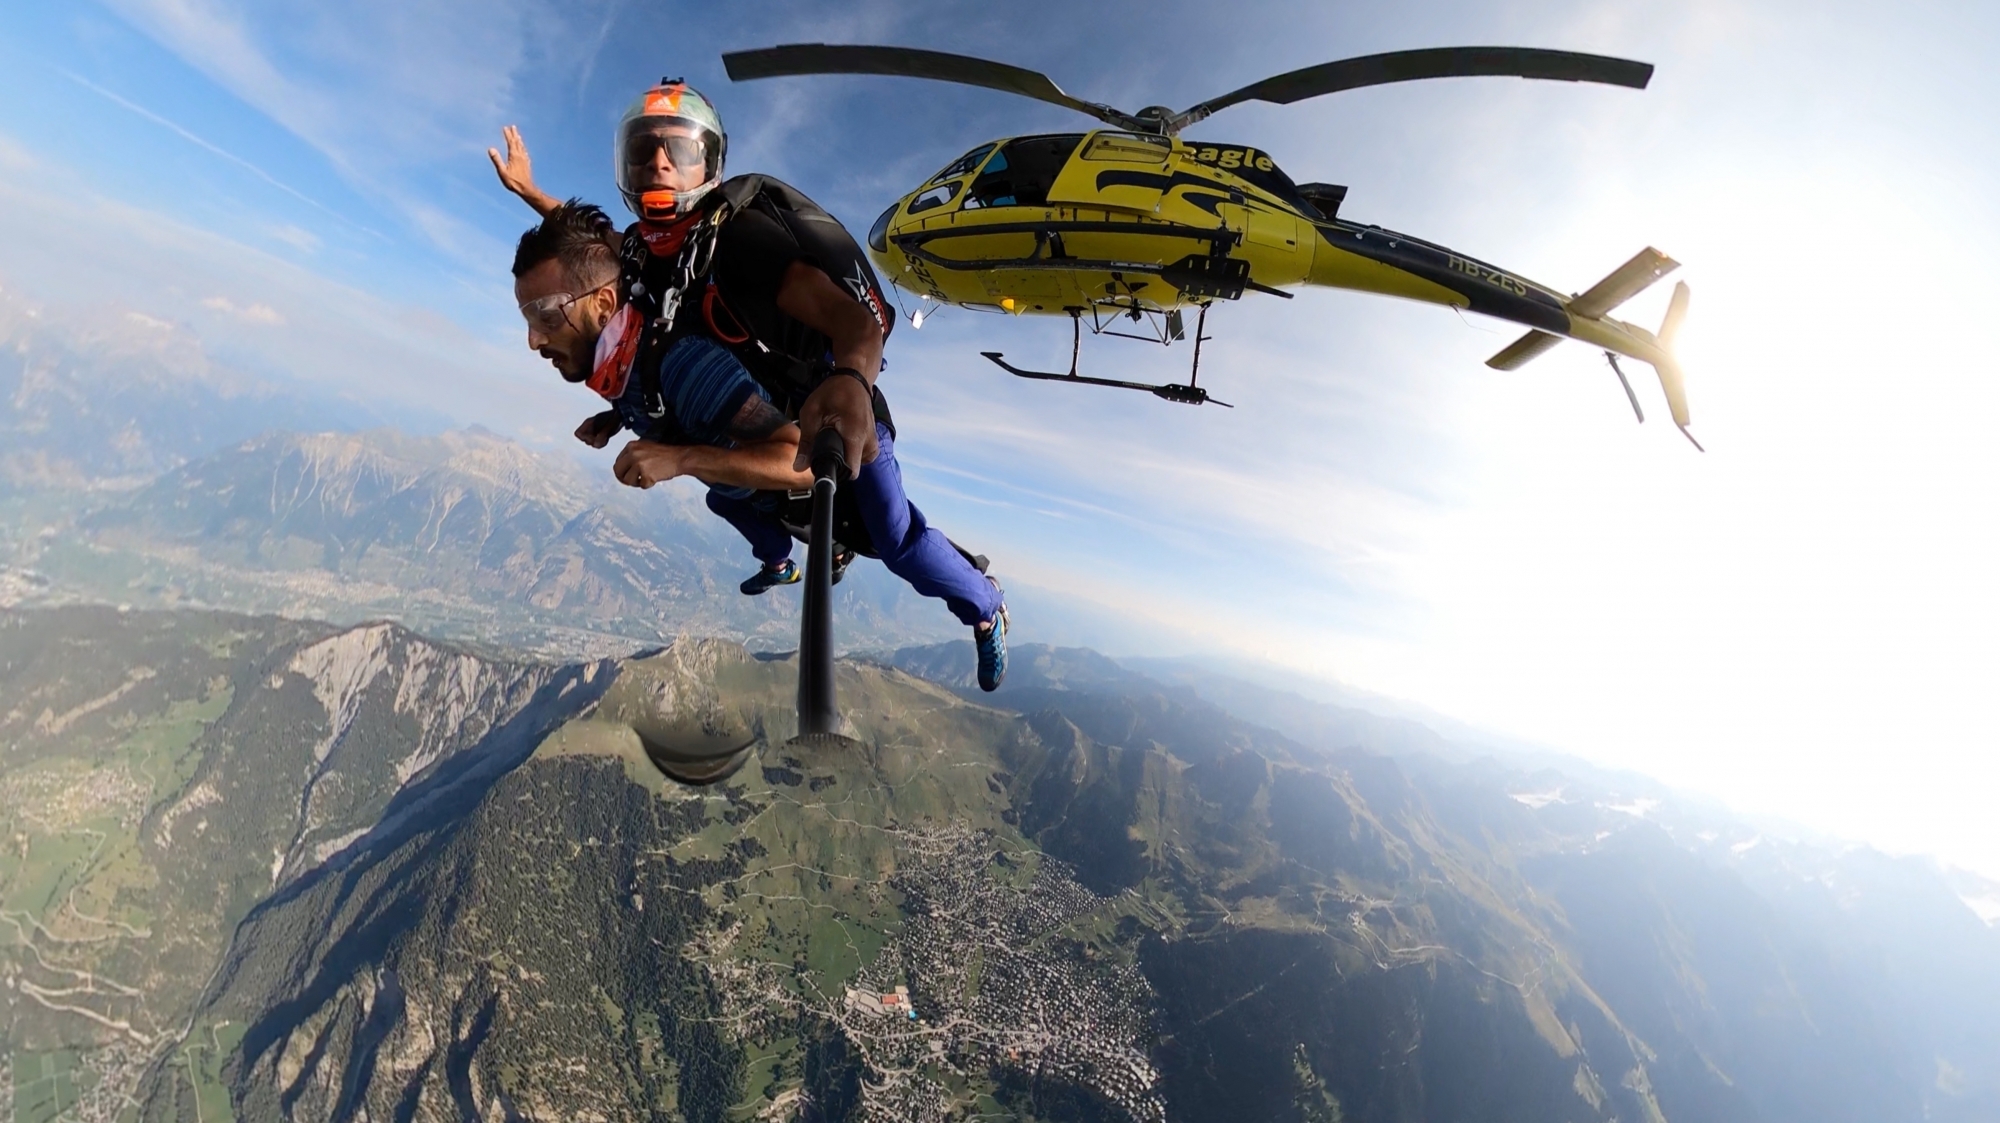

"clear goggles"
[518, 275, 616, 333]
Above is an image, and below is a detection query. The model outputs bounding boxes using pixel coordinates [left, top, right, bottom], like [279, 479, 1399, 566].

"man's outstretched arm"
[777, 260, 884, 470]
[613, 426, 814, 493]
[488, 125, 562, 217]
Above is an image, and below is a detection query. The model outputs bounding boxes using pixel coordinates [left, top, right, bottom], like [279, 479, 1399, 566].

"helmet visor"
[616, 119, 722, 199]
[622, 130, 710, 173]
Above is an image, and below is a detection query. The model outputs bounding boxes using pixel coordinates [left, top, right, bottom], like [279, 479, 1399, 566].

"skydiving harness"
[609, 182, 960, 565]
[616, 178, 896, 440]
[607, 198, 866, 550]
[614, 205, 725, 434]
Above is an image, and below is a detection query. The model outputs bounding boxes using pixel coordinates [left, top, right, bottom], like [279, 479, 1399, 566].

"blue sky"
[1, 0, 1997, 877]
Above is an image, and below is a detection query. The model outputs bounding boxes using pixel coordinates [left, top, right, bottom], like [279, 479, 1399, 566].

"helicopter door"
[1216, 201, 1302, 251]
[963, 134, 1084, 210]
[1047, 131, 1172, 213]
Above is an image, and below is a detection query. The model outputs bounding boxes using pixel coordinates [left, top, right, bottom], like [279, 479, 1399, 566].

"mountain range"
[4, 285, 1998, 1123]
[3, 606, 1996, 1122]
[0, 290, 965, 659]
[0, 294, 389, 494]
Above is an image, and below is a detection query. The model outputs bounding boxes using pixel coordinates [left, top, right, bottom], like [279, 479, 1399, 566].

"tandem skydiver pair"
[493, 82, 1008, 693]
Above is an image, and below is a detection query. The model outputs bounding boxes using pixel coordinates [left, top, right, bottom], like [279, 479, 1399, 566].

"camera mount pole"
[796, 426, 849, 741]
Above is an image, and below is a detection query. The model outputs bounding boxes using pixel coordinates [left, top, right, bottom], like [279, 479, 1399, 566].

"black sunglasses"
[623, 132, 707, 169]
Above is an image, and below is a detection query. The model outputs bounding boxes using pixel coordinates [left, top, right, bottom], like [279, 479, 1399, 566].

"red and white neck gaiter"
[585, 303, 643, 401]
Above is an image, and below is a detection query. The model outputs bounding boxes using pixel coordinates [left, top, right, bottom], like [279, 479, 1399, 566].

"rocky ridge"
[0, 607, 609, 1121]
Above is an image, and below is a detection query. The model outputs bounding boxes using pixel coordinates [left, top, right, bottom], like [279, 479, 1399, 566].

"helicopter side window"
[927, 143, 995, 186]
[963, 134, 1083, 210]
[907, 182, 960, 215]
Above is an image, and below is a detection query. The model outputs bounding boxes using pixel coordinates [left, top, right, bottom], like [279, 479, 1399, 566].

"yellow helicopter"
[724, 44, 1697, 447]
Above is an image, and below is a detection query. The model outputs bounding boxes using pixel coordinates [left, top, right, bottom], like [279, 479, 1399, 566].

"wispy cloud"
[99, 0, 535, 264]
[0, 132, 38, 171]
[262, 223, 322, 254]
[200, 295, 283, 323]
[57, 66, 362, 232]
[0, 144, 571, 432]
[573, 0, 628, 106]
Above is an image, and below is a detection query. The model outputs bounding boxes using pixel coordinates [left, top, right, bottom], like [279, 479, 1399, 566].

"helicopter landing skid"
[980, 305, 1233, 407]
[981, 352, 1230, 406]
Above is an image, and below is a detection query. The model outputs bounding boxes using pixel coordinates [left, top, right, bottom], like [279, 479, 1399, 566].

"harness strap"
[624, 180, 899, 439]
[618, 205, 730, 435]
[702, 283, 751, 344]
[627, 317, 684, 436]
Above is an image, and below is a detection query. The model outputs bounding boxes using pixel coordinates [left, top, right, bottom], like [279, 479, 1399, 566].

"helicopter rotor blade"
[723, 44, 1144, 132]
[1174, 47, 1653, 131]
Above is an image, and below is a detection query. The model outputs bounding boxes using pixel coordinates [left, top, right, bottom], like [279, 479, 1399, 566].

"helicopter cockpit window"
[927, 144, 996, 186]
[1080, 132, 1171, 163]
[963, 134, 1083, 210]
[907, 181, 960, 215]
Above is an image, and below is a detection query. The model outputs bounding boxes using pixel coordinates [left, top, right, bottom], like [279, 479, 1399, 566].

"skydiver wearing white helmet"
[492, 81, 1009, 699]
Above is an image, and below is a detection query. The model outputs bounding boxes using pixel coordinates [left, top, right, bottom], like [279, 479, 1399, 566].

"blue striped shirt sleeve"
[656, 334, 768, 445]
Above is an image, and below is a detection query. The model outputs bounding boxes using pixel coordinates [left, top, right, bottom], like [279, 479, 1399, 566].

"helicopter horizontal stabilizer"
[1568, 247, 1679, 320]
[1486, 329, 1563, 371]
[1485, 248, 1680, 371]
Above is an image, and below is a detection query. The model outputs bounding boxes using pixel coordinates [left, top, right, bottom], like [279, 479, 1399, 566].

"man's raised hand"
[574, 410, 622, 449]
[793, 375, 878, 473]
[488, 126, 559, 215]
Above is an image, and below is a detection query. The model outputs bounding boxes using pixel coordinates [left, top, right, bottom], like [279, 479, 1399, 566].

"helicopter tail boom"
[1564, 280, 1696, 443]
[1484, 250, 1698, 446]
[1486, 247, 1678, 370]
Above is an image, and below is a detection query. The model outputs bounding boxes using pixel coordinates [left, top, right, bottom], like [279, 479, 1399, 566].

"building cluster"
[700, 823, 1172, 1122]
[1, 1040, 155, 1123]
[845, 983, 919, 1021]
[832, 827, 1169, 1123]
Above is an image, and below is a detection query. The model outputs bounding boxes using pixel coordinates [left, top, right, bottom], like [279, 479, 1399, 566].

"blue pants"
[703, 423, 1002, 627]
[705, 487, 794, 565]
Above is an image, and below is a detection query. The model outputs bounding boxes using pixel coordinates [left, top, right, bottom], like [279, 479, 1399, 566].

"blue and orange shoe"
[740, 559, 801, 596]
[975, 603, 1008, 692]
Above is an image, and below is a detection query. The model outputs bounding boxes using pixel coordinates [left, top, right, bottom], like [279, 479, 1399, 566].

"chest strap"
[626, 317, 684, 438]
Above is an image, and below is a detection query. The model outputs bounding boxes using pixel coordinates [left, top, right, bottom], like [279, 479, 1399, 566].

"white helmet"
[615, 79, 727, 223]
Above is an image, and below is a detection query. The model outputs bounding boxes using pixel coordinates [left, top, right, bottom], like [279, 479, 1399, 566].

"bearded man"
[492, 82, 1008, 690]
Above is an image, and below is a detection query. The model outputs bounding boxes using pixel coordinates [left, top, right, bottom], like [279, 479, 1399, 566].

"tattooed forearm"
[727, 393, 789, 441]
